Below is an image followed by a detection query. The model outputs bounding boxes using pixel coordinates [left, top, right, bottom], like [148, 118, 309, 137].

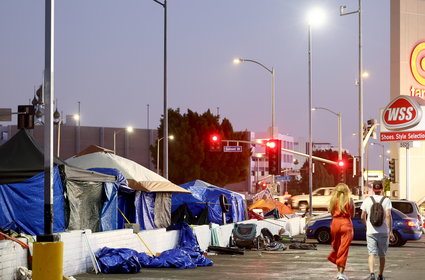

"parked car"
[291, 187, 359, 210]
[305, 201, 423, 247]
[391, 199, 424, 232]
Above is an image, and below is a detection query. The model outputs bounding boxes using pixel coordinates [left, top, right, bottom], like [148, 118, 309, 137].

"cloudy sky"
[0, 0, 390, 169]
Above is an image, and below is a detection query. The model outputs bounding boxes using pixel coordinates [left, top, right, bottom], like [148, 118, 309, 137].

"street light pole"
[307, 7, 325, 217]
[157, 135, 174, 175]
[233, 58, 276, 138]
[312, 107, 342, 161]
[308, 23, 313, 217]
[371, 142, 385, 177]
[113, 126, 133, 155]
[152, 0, 168, 179]
[340, 0, 363, 199]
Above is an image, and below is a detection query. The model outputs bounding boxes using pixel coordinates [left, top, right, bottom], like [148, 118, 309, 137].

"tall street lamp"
[371, 142, 385, 177]
[152, 0, 169, 179]
[233, 58, 276, 138]
[157, 135, 174, 175]
[340, 1, 364, 198]
[307, 7, 326, 217]
[312, 107, 342, 161]
[114, 126, 134, 155]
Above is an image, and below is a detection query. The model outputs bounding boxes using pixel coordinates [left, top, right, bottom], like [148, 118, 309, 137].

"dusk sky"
[1, 0, 390, 169]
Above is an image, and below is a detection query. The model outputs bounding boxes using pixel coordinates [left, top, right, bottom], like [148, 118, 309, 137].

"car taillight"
[406, 221, 416, 227]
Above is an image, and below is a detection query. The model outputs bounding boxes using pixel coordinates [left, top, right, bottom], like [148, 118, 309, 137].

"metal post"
[340, 0, 363, 199]
[43, 0, 54, 236]
[308, 24, 313, 217]
[406, 146, 410, 200]
[152, 0, 168, 179]
[271, 67, 275, 138]
[157, 137, 162, 174]
[76, 101, 80, 153]
[163, 0, 168, 179]
[56, 120, 61, 157]
[113, 131, 117, 154]
[147, 104, 150, 130]
[337, 113, 342, 161]
[365, 142, 369, 187]
[358, 0, 364, 199]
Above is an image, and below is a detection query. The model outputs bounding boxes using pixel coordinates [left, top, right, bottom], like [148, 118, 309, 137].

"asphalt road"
[73, 236, 425, 280]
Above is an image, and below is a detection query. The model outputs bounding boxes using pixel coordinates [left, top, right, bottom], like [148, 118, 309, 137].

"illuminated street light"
[340, 0, 364, 198]
[312, 107, 342, 161]
[114, 126, 134, 155]
[307, 6, 326, 216]
[233, 57, 276, 138]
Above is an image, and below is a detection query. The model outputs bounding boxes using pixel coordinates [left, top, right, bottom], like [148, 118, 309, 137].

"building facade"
[390, 0, 425, 206]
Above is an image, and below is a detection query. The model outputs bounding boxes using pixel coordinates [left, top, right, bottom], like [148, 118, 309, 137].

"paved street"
[74, 236, 425, 280]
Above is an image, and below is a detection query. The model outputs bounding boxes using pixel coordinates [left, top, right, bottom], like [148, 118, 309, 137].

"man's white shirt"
[361, 195, 392, 235]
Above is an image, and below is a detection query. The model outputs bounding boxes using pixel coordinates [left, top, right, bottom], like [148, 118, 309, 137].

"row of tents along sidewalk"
[0, 129, 248, 237]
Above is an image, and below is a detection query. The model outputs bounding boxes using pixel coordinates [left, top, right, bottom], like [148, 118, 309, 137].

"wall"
[390, 0, 425, 203]
[0, 217, 304, 279]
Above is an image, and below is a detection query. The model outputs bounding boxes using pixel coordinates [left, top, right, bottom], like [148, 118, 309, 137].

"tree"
[151, 108, 252, 186]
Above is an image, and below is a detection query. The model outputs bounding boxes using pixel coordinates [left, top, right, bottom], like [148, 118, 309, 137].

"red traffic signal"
[337, 160, 345, 168]
[265, 139, 281, 175]
[209, 134, 222, 152]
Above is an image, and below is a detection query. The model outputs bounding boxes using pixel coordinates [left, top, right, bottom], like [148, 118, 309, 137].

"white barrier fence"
[0, 216, 305, 279]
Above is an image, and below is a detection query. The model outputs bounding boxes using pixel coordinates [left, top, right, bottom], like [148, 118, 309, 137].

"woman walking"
[327, 183, 355, 280]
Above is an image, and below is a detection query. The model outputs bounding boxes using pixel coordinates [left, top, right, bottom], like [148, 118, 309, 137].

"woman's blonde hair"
[328, 183, 351, 214]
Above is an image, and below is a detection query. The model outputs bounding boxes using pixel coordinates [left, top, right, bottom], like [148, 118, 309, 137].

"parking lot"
[74, 236, 425, 280]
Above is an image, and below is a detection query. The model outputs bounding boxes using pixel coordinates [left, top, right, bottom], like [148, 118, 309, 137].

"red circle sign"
[382, 96, 422, 130]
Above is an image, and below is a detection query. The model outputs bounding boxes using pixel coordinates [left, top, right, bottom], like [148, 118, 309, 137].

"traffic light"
[266, 139, 281, 175]
[209, 134, 222, 152]
[17, 105, 35, 129]
[337, 159, 346, 182]
[367, 119, 377, 139]
[389, 158, 396, 183]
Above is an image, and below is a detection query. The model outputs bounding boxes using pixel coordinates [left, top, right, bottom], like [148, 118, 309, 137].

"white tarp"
[66, 151, 190, 193]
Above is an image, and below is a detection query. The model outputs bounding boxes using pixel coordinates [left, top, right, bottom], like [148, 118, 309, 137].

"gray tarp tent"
[0, 129, 117, 233]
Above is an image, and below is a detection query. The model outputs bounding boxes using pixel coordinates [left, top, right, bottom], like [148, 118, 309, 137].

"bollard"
[32, 241, 63, 280]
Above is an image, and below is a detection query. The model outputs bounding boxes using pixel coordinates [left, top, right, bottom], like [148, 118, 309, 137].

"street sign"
[223, 146, 242, 152]
[275, 175, 291, 181]
[0, 108, 12, 121]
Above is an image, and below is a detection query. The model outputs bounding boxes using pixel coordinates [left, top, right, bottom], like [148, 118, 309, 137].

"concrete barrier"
[0, 216, 304, 279]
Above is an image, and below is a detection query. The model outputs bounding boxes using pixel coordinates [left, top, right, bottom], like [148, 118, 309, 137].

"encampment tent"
[0, 129, 118, 235]
[172, 180, 246, 225]
[248, 199, 295, 216]
[66, 148, 190, 230]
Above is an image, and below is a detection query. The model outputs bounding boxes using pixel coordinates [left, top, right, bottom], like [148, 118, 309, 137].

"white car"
[291, 187, 335, 210]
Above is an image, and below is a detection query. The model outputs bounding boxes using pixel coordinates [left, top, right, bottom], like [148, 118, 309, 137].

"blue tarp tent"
[0, 166, 66, 235]
[88, 168, 130, 231]
[172, 180, 246, 224]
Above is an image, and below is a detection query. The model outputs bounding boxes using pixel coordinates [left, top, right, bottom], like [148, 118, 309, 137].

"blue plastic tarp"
[172, 180, 245, 224]
[96, 223, 212, 273]
[135, 192, 156, 230]
[89, 168, 129, 232]
[0, 166, 65, 235]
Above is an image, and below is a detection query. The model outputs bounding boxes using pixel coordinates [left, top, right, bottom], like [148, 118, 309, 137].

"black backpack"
[369, 196, 386, 227]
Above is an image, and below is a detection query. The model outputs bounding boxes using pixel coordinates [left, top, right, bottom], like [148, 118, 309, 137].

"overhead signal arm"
[362, 122, 380, 149]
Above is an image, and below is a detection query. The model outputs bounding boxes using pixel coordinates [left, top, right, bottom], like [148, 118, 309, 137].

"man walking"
[361, 181, 394, 280]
